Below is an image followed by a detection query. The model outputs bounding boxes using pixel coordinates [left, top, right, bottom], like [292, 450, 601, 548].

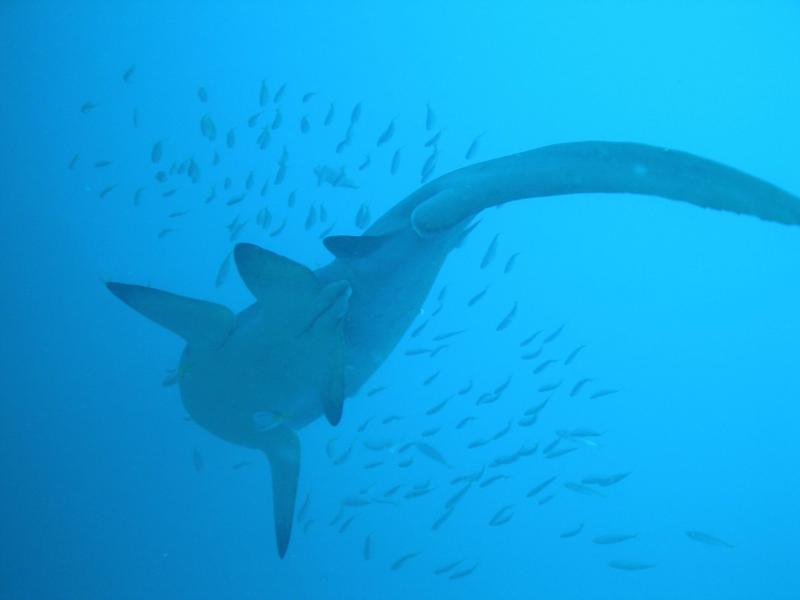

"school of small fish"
[73, 67, 735, 580]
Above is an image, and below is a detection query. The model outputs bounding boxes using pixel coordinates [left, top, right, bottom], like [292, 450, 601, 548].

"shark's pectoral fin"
[106, 282, 234, 348]
[323, 234, 392, 259]
[234, 243, 320, 311]
[260, 425, 301, 558]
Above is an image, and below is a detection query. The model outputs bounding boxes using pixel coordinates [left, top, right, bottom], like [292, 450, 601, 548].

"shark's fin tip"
[261, 426, 301, 560]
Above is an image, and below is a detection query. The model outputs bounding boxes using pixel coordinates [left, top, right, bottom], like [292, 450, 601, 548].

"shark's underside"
[107, 141, 800, 557]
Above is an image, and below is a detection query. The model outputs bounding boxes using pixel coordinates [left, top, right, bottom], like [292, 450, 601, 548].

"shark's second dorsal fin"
[106, 282, 234, 348]
[259, 425, 300, 558]
[234, 243, 320, 312]
[323, 234, 391, 260]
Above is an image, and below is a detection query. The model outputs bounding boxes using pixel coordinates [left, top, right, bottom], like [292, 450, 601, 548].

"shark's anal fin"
[260, 425, 301, 559]
[106, 282, 234, 348]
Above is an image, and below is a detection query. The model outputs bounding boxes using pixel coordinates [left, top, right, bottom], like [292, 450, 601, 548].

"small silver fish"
[570, 378, 594, 397]
[465, 132, 485, 160]
[350, 102, 362, 124]
[467, 286, 488, 307]
[520, 330, 543, 347]
[560, 523, 584, 539]
[489, 505, 514, 526]
[449, 562, 479, 580]
[425, 104, 436, 131]
[590, 388, 619, 400]
[527, 476, 557, 498]
[608, 560, 655, 571]
[273, 82, 286, 103]
[192, 449, 204, 471]
[390, 148, 401, 175]
[434, 559, 464, 576]
[151, 141, 163, 164]
[355, 204, 371, 230]
[259, 80, 269, 106]
[564, 345, 586, 366]
[363, 534, 372, 560]
[496, 302, 517, 332]
[503, 252, 519, 274]
[481, 234, 499, 269]
[324, 103, 335, 126]
[248, 111, 262, 127]
[414, 442, 450, 468]
[377, 119, 395, 146]
[390, 552, 421, 571]
[593, 533, 637, 544]
[432, 507, 455, 531]
[686, 531, 734, 549]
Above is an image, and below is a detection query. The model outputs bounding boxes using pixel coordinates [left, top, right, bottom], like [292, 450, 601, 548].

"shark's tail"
[406, 141, 800, 236]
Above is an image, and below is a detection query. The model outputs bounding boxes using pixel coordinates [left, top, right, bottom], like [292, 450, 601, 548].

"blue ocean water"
[2, 1, 800, 598]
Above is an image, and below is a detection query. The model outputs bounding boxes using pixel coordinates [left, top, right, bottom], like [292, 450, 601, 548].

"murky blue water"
[2, 2, 800, 598]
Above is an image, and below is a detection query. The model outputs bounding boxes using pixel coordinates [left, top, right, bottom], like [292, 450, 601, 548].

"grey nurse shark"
[107, 141, 800, 557]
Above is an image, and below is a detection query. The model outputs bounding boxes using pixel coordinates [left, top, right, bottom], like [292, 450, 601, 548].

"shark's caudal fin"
[259, 425, 300, 558]
[407, 141, 800, 236]
[106, 282, 234, 348]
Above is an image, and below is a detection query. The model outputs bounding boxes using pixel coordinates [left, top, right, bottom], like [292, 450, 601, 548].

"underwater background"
[2, 1, 800, 598]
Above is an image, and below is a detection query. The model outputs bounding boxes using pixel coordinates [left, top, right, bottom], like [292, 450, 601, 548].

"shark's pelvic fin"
[408, 141, 800, 236]
[106, 282, 234, 348]
[260, 425, 300, 558]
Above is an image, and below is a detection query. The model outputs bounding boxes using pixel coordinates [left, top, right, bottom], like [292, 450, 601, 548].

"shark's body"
[107, 141, 800, 557]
